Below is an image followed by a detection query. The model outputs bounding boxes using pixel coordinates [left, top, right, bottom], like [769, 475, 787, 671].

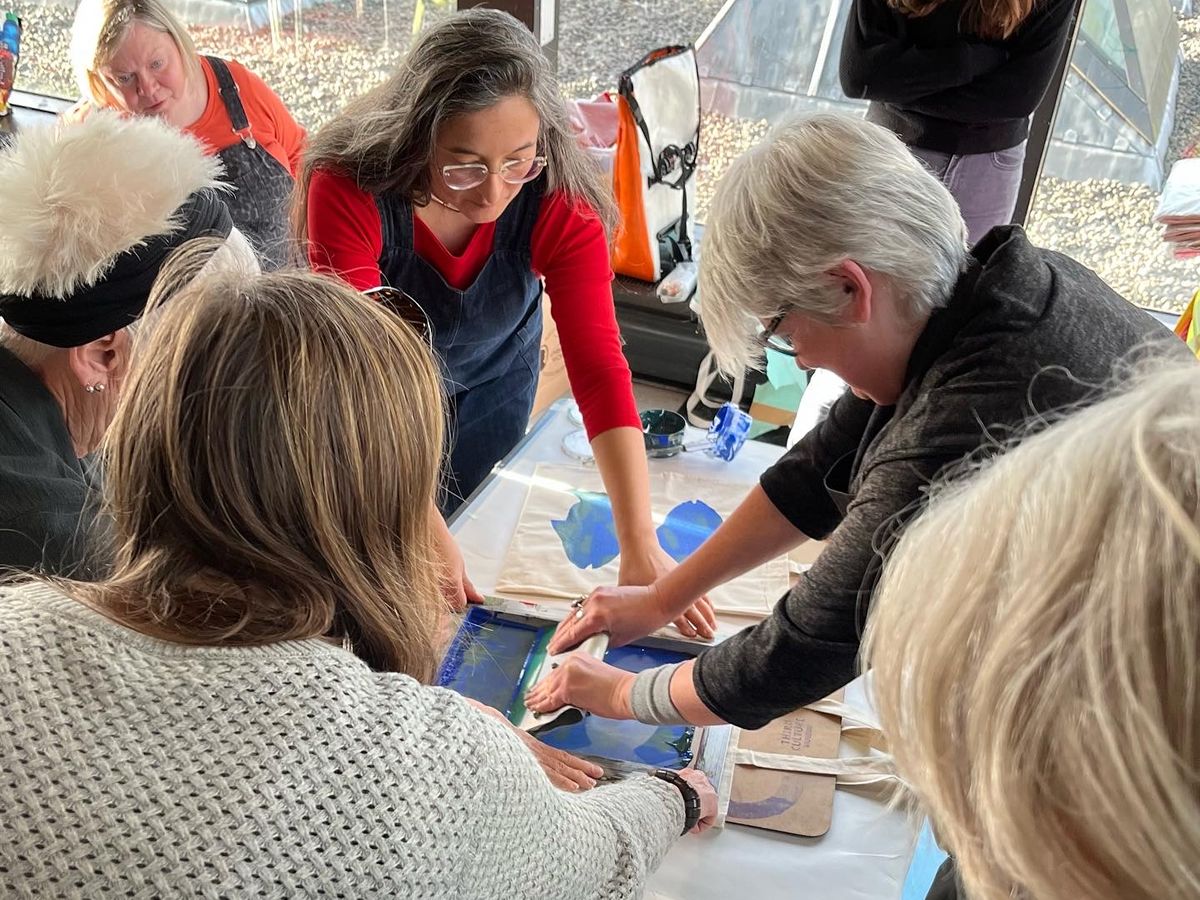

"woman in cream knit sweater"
[0, 262, 714, 897]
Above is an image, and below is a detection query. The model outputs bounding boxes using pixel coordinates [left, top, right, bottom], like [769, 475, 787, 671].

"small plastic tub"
[640, 408, 687, 457]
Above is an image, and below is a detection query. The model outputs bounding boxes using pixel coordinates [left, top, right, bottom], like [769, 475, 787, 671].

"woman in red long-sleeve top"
[296, 8, 713, 634]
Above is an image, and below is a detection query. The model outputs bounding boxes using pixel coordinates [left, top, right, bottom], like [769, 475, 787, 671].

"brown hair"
[69, 251, 448, 680]
[887, 0, 1039, 40]
[293, 7, 616, 249]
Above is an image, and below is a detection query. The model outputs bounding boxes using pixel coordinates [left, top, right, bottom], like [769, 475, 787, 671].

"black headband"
[0, 189, 233, 348]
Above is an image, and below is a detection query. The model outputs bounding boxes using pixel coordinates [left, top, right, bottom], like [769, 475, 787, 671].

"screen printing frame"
[438, 596, 733, 788]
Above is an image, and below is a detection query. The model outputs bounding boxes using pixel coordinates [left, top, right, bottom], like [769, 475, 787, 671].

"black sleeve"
[0, 507, 93, 578]
[925, 859, 964, 900]
[839, 0, 1007, 103]
[896, 0, 1076, 122]
[758, 390, 874, 540]
[694, 449, 961, 730]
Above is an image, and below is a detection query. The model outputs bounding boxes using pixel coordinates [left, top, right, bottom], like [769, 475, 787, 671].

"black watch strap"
[649, 769, 701, 835]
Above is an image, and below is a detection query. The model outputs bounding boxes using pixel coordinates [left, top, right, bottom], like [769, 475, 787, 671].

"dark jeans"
[910, 142, 1027, 246]
[439, 357, 538, 517]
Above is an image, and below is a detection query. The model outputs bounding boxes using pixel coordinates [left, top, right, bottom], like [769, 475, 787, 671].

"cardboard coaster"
[726, 689, 845, 837]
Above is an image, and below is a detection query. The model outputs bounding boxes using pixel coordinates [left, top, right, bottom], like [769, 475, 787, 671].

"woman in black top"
[0, 112, 250, 577]
[839, 0, 1076, 244]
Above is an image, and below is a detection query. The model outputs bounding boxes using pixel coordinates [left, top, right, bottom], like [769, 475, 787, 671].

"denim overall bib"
[206, 57, 293, 270]
[376, 179, 545, 514]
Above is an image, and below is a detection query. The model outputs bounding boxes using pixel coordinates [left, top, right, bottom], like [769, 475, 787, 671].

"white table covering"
[449, 399, 915, 900]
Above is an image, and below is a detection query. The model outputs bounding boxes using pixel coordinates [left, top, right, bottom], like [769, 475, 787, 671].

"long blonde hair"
[887, 0, 1040, 40]
[70, 0, 202, 108]
[70, 254, 448, 680]
[864, 363, 1200, 900]
[293, 7, 616, 248]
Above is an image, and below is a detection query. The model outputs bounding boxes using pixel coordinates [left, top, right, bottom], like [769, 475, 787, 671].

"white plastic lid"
[561, 428, 594, 462]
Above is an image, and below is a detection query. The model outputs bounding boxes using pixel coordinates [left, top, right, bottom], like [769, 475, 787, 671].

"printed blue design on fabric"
[655, 500, 723, 562]
[552, 494, 725, 569]
[550, 491, 621, 568]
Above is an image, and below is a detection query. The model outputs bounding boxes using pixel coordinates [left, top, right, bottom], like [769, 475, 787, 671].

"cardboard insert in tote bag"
[611, 45, 700, 284]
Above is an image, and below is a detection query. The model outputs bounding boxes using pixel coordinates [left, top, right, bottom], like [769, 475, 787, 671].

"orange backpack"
[610, 45, 700, 283]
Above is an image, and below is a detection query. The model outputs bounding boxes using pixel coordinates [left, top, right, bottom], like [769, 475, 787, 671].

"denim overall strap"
[206, 57, 294, 270]
[376, 178, 547, 512]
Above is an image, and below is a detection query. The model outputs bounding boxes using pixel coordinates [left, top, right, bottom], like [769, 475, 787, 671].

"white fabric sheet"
[494, 464, 787, 616]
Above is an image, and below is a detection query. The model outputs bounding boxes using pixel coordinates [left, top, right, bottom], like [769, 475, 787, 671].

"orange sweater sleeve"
[531, 193, 639, 439]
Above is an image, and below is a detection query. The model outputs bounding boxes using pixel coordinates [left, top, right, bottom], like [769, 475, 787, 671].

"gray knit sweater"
[0, 583, 683, 898]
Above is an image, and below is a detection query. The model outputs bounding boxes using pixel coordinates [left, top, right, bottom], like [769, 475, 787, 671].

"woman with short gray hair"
[528, 112, 1192, 742]
[699, 113, 966, 373]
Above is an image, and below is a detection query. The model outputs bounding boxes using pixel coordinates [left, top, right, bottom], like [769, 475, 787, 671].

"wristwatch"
[650, 769, 702, 835]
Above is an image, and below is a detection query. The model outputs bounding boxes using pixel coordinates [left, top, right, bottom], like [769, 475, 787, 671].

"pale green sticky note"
[748, 349, 808, 438]
[765, 347, 808, 389]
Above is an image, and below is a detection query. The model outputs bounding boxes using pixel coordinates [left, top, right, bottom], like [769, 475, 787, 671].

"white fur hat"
[0, 109, 225, 300]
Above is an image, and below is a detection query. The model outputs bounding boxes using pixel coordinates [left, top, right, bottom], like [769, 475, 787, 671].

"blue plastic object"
[704, 403, 752, 461]
[639, 402, 752, 462]
[0, 14, 19, 54]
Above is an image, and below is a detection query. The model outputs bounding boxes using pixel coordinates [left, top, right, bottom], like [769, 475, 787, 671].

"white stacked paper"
[1155, 158, 1200, 259]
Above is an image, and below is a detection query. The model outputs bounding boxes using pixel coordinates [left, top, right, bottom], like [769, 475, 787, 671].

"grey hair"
[0, 229, 259, 366]
[864, 361, 1200, 900]
[293, 7, 616, 248]
[698, 113, 968, 374]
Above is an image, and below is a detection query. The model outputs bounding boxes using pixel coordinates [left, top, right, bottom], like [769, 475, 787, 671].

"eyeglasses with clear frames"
[440, 156, 548, 191]
[756, 314, 796, 357]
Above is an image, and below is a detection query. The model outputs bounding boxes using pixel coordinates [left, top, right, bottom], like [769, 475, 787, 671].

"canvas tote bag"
[611, 45, 700, 283]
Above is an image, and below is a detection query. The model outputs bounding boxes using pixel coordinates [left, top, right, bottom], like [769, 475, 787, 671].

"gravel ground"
[14, 0, 1200, 310]
[693, 111, 769, 223]
[556, 0, 727, 98]
[1025, 178, 1191, 312]
[17, 0, 726, 128]
[995, 13, 1200, 314]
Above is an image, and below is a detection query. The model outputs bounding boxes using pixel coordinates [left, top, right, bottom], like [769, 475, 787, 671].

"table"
[449, 398, 916, 900]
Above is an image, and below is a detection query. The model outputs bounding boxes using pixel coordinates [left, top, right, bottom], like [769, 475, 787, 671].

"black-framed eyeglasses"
[440, 156, 548, 191]
[363, 286, 433, 348]
[756, 314, 795, 357]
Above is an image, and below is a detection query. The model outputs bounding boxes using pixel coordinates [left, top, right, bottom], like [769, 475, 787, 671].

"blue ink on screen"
[655, 500, 723, 562]
[437, 608, 539, 717]
[439, 609, 697, 769]
[551, 491, 620, 569]
[538, 644, 696, 769]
